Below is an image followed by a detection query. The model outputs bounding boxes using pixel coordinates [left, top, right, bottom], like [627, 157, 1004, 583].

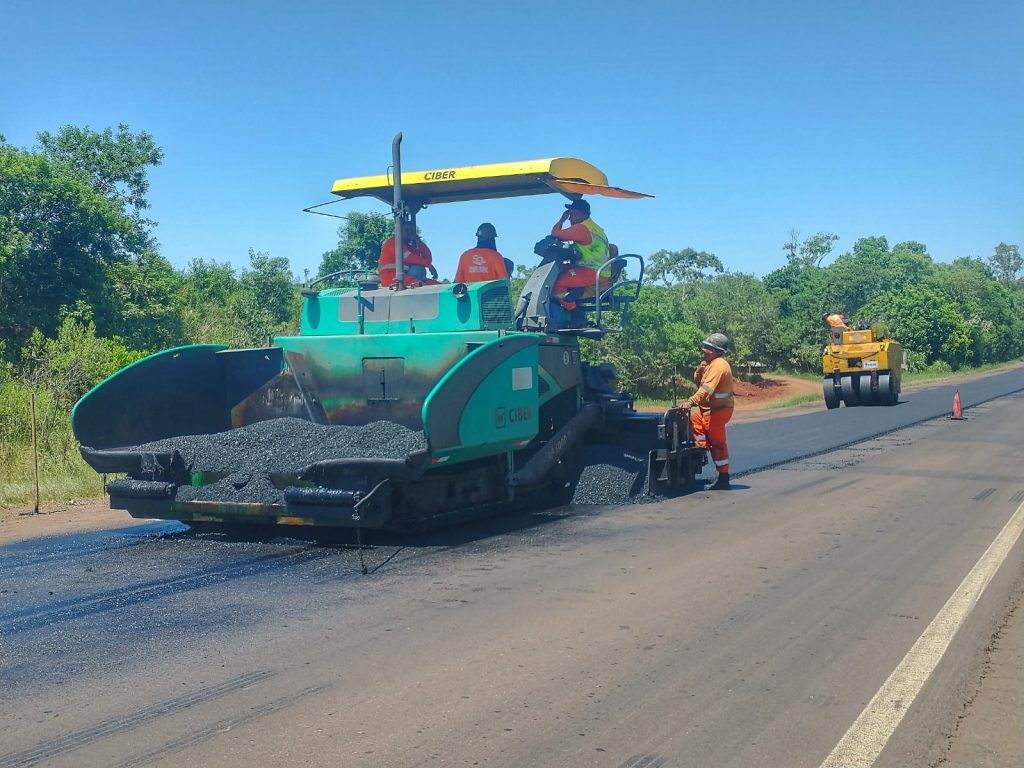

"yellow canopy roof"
[330, 157, 653, 206]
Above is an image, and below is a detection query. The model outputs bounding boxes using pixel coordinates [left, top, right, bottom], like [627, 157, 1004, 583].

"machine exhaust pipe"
[392, 132, 405, 290]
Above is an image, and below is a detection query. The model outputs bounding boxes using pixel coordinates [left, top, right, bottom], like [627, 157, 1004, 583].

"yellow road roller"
[822, 328, 903, 408]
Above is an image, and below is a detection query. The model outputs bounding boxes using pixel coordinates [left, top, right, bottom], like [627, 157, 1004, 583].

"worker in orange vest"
[455, 223, 510, 283]
[687, 333, 734, 490]
[378, 220, 439, 288]
[822, 312, 849, 343]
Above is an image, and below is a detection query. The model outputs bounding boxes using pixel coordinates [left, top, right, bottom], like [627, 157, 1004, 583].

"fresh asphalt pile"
[570, 443, 651, 505]
[126, 416, 657, 508]
[175, 473, 285, 505]
[135, 417, 427, 505]
[137, 418, 427, 472]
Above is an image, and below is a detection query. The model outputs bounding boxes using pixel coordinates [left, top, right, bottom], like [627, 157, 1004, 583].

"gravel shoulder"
[943, 591, 1024, 767]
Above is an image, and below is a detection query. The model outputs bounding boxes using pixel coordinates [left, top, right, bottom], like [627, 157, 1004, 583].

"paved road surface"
[724, 367, 1024, 479]
[2, 369, 1023, 767]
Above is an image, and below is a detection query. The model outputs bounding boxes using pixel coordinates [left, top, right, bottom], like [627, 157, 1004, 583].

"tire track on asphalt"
[1, 548, 335, 634]
[109, 684, 330, 768]
[0, 670, 275, 768]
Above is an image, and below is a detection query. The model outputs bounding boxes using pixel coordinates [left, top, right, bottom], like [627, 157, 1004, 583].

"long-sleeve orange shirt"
[550, 221, 592, 244]
[688, 356, 734, 411]
[378, 237, 433, 287]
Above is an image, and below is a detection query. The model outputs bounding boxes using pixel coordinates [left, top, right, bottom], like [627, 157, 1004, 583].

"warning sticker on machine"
[512, 366, 533, 390]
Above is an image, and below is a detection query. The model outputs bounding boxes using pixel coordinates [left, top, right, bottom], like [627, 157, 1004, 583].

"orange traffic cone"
[950, 389, 965, 420]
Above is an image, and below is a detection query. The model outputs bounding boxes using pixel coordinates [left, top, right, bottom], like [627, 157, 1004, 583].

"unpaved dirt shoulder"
[0, 500, 155, 544]
[943, 589, 1024, 766]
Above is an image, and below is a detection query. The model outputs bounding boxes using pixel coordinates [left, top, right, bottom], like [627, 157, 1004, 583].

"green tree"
[988, 242, 1022, 284]
[239, 249, 295, 325]
[684, 273, 780, 366]
[800, 232, 839, 267]
[318, 212, 392, 276]
[824, 237, 937, 317]
[176, 258, 239, 344]
[647, 247, 723, 294]
[37, 124, 163, 250]
[782, 230, 839, 268]
[105, 251, 185, 351]
[931, 257, 1024, 365]
[584, 286, 704, 396]
[859, 286, 972, 368]
[782, 230, 799, 263]
[783, 230, 839, 268]
[762, 262, 836, 369]
[229, 249, 298, 346]
[889, 241, 934, 287]
[0, 127, 163, 353]
[18, 318, 141, 411]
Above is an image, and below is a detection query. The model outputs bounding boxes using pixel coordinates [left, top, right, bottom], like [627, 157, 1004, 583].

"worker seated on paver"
[455, 223, 510, 283]
[378, 220, 439, 288]
[548, 198, 618, 327]
[576, 246, 624, 300]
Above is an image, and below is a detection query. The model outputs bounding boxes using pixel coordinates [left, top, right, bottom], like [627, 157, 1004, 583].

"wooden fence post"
[30, 390, 41, 513]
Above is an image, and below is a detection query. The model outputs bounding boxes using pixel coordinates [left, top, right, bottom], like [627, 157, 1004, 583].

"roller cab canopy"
[330, 157, 653, 209]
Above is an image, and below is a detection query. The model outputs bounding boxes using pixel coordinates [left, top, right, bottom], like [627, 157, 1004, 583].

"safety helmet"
[476, 222, 498, 239]
[702, 333, 728, 353]
[821, 312, 830, 322]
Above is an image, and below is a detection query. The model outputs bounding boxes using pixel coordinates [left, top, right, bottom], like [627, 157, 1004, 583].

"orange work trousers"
[690, 407, 733, 474]
[553, 266, 606, 309]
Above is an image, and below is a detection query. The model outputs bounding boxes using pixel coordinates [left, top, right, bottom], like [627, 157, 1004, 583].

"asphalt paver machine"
[72, 135, 706, 532]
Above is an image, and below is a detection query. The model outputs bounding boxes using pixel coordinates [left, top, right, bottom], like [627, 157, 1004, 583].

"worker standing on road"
[822, 312, 849, 343]
[549, 199, 615, 326]
[455, 223, 510, 283]
[686, 333, 734, 490]
[378, 220, 439, 288]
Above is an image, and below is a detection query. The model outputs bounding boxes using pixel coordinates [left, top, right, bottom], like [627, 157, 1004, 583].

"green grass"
[900, 358, 1024, 388]
[0, 448, 105, 508]
[766, 392, 823, 410]
[634, 395, 688, 410]
[0, 380, 107, 508]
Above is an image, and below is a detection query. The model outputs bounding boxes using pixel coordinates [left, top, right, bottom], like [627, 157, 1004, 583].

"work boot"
[706, 472, 730, 490]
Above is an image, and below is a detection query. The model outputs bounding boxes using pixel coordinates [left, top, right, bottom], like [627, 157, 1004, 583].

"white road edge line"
[820, 497, 1024, 768]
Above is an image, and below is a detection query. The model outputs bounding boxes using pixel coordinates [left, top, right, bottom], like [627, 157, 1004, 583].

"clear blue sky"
[3, 0, 1022, 282]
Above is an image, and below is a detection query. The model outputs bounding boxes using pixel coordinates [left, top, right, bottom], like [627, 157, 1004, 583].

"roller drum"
[823, 377, 840, 410]
[857, 373, 876, 405]
[879, 372, 898, 406]
[840, 374, 860, 407]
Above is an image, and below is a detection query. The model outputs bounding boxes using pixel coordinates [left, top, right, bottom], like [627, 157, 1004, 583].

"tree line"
[2, 124, 1022, 491]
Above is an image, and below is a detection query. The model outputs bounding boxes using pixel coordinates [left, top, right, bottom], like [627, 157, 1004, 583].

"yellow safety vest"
[574, 219, 611, 275]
